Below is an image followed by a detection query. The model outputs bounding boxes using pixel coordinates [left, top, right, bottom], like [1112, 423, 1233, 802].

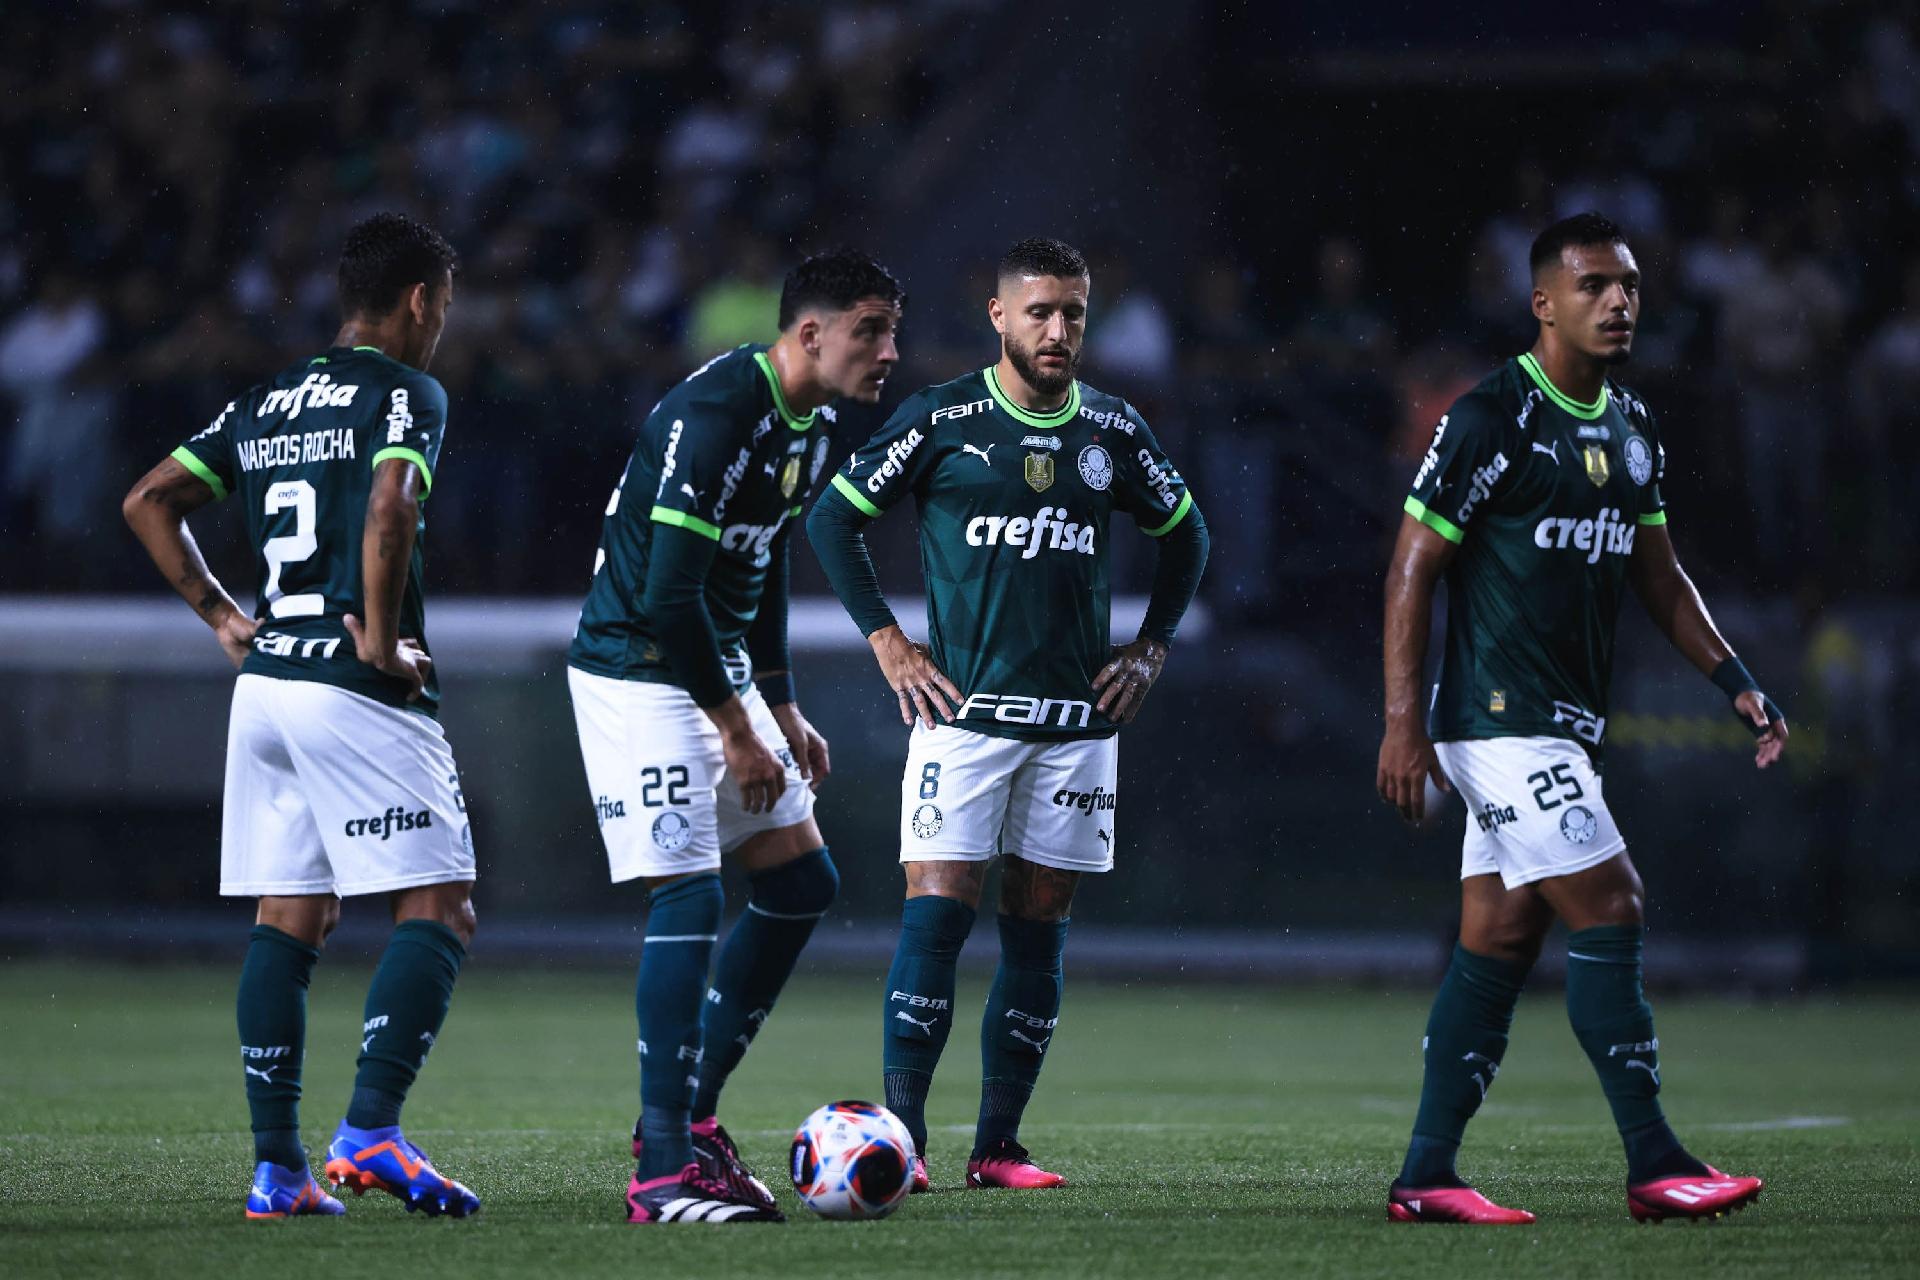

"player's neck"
[992, 356, 1069, 413]
[1527, 336, 1607, 406]
[332, 321, 412, 368]
[766, 338, 830, 417]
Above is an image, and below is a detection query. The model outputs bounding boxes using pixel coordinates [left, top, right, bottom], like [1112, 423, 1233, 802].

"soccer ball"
[788, 1100, 916, 1220]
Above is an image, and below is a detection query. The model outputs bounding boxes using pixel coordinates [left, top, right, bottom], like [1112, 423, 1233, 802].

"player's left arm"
[1095, 409, 1210, 724]
[122, 455, 255, 668]
[1628, 521, 1787, 769]
[344, 374, 447, 700]
[745, 525, 829, 788]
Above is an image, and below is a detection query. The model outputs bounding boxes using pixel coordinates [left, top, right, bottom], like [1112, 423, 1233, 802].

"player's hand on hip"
[1737, 691, 1790, 769]
[721, 726, 787, 814]
[343, 614, 433, 702]
[213, 608, 257, 670]
[869, 625, 961, 728]
[1092, 638, 1168, 725]
[1377, 720, 1450, 825]
[771, 701, 831, 791]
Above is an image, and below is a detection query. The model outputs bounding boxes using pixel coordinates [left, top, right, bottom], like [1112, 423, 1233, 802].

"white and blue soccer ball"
[788, 1100, 916, 1220]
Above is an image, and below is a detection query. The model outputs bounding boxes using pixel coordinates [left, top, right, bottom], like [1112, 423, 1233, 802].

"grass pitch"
[2, 959, 1916, 1278]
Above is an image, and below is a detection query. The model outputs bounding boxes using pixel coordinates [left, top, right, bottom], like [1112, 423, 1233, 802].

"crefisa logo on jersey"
[965, 506, 1096, 559]
[868, 427, 924, 495]
[1077, 444, 1113, 492]
[259, 372, 360, 420]
[1533, 506, 1637, 565]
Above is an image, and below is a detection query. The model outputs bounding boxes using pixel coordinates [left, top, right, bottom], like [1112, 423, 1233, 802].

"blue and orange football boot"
[323, 1121, 480, 1217]
[1627, 1166, 1763, 1223]
[245, 1161, 345, 1219]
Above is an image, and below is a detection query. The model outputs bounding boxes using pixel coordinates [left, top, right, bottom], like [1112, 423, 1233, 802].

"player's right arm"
[804, 393, 960, 729]
[122, 401, 256, 668]
[1378, 515, 1457, 823]
[1377, 396, 1510, 823]
[644, 401, 788, 813]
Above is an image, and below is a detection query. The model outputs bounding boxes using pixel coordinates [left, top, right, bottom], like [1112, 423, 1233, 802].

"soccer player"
[1376, 213, 1785, 1224]
[568, 250, 904, 1224]
[121, 213, 480, 1219]
[807, 238, 1210, 1192]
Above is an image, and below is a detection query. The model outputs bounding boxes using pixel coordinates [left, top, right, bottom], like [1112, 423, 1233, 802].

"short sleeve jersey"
[830, 366, 1196, 742]
[569, 345, 835, 688]
[1405, 352, 1667, 756]
[170, 346, 449, 715]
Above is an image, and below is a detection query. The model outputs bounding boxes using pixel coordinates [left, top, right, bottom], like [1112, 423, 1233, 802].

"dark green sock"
[881, 895, 976, 1157]
[691, 849, 838, 1121]
[346, 920, 465, 1130]
[975, 914, 1068, 1153]
[636, 874, 722, 1179]
[1398, 944, 1530, 1188]
[1566, 925, 1707, 1182]
[237, 925, 319, 1169]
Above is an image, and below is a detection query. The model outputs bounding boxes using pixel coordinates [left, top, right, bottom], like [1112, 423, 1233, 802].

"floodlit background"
[1, 1, 1916, 980]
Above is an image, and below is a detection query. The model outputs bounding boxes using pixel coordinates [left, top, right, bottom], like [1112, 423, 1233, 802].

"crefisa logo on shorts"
[1475, 803, 1518, 833]
[1051, 786, 1116, 815]
[652, 811, 692, 852]
[911, 803, 943, 839]
[595, 795, 627, 825]
[344, 806, 433, 840]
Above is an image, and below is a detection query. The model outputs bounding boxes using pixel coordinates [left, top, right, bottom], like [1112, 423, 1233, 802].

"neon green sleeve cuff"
[650, 505, 722, 540]
[1638, 510, 1668, 526]
[1404, 495, 1464, 544]
[371, 446, 434, 496]
[830, 472, 884, 519]
[1142, 490, 1195, 537]
[169, 446, 228, 501]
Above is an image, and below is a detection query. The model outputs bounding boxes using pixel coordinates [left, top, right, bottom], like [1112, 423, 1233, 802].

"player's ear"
[408, 281, 430, 326]
[1531, 284, 1552, 326]
[798, 315, 823, 358]
[987, 295, 1006, 334]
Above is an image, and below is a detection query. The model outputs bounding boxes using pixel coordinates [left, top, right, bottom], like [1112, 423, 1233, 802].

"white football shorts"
[220, 673, 476, 898]
[1434, 735, 1626, 890]
[897, 723, 1118, 873]
[567, 666, 815, 882]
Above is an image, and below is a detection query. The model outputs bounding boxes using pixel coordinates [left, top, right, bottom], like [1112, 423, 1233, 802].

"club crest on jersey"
[1583, 444, 1611, 488]
[1624, 434, 1653, 486]
[1077, 444, 1113, 492]
[780, 455, 802, 499]
[1024, 452, 1054, 493]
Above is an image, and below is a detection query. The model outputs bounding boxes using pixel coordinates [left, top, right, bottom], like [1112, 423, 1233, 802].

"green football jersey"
[170, 345, 449, 715]
[831, 366, 1197, 742]
[569, 345, 835, 687]
[1404, 352, 1668, 756]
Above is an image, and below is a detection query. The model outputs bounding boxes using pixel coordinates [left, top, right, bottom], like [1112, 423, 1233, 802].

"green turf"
[1, 960, 1916, 1278]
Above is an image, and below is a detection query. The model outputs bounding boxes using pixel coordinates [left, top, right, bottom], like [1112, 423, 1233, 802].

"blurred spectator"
[0, 271, 112, 553]
[1087, 257, 1176, 391]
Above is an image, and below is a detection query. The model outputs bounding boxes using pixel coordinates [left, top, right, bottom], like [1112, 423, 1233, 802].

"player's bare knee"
[999, 858, 1078, 922]
[904, 859, 986, 909]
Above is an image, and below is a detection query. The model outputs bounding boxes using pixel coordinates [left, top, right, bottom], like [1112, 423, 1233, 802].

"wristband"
[1710, 657, 1782, 737]
[755, 672, 796, 707]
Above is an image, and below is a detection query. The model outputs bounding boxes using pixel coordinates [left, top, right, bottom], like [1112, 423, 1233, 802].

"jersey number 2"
[263, 480, 322, 619]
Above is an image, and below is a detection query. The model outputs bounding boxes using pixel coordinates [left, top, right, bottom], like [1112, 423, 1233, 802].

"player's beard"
[1004, 333, 1079, 398]
[1602, 345, 1632, 366]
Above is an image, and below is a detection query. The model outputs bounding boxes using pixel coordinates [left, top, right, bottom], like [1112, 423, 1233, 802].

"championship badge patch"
[1024, 452, 1054, 493]
[780, 455, 802, 499]
[1582, 444, 1611, 488]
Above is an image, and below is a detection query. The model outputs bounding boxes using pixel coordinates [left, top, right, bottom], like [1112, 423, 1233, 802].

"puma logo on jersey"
[259, 373, 360, 420]
[961, 443, 996, 466]
[965, 506, 1096, 558]
[1532, 440, 1560, 463]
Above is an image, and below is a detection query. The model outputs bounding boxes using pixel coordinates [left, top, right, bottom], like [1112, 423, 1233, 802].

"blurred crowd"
[2, 0, 1918, 619]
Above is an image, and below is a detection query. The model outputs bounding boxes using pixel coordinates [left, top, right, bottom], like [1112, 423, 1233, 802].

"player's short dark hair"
[1529, 213, 1629, 279]
[337, 213, 459, 318]
[777, 249, 905, 329]
[997, 237, 1089, 285]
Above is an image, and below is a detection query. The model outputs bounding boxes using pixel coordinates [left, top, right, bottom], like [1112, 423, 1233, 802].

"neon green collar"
[984, 366, 1081, 427]
[753, 350, 817, 431]
[1518, 352, 1608, 420]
